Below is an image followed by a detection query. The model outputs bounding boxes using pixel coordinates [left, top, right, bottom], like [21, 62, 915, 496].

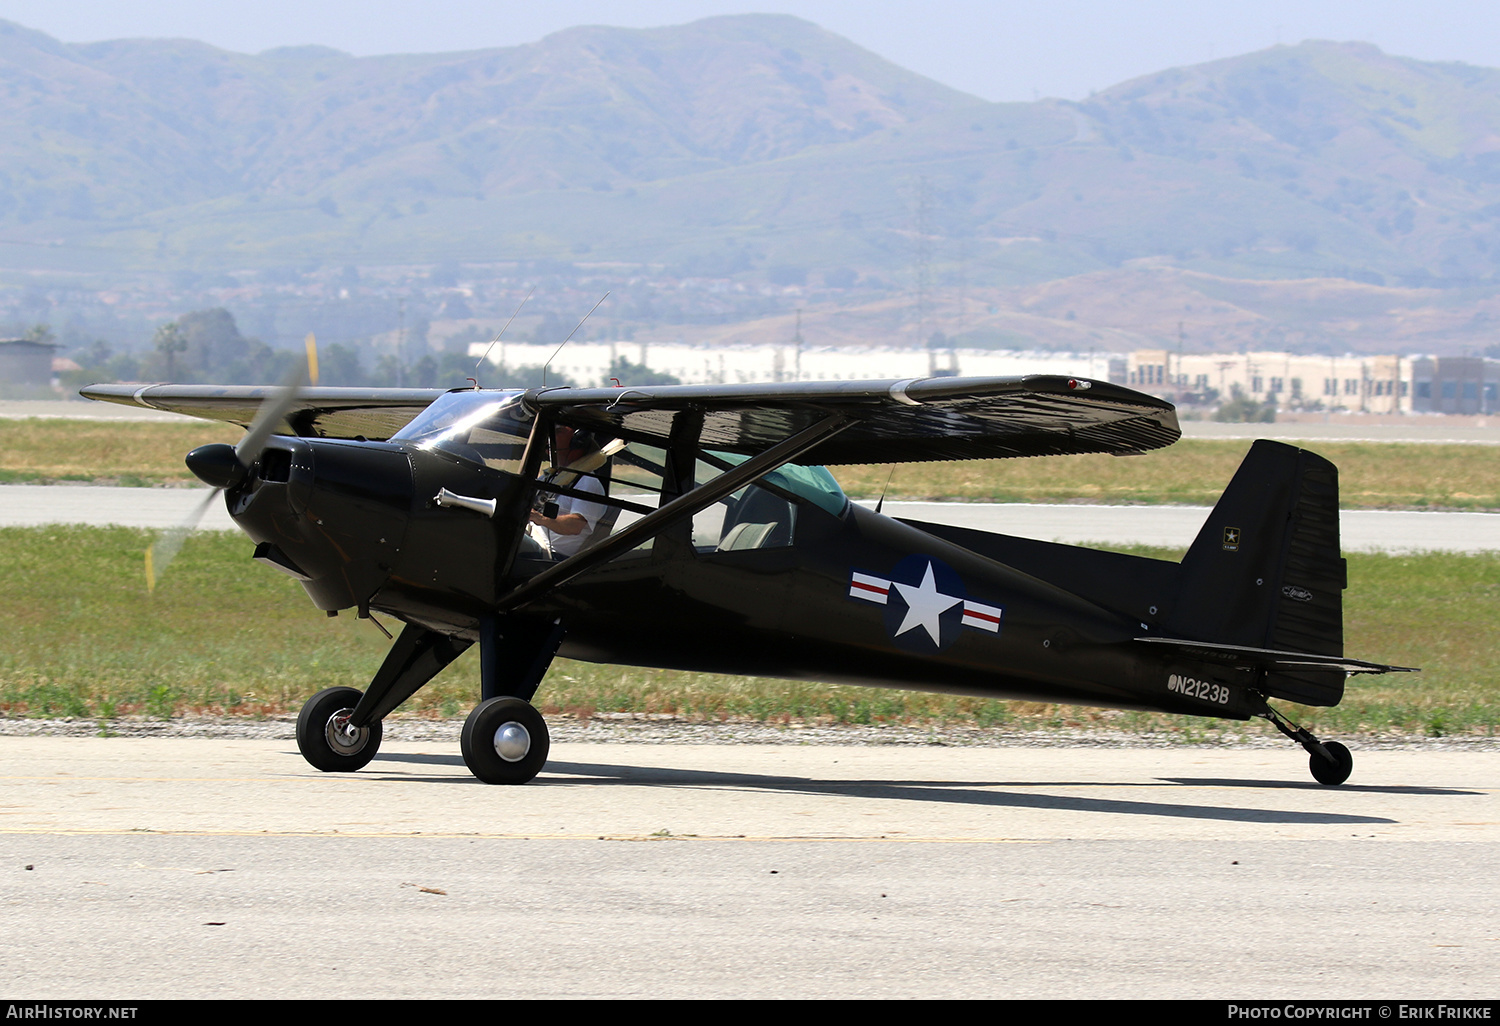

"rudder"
[1163, 440, 1347, 705]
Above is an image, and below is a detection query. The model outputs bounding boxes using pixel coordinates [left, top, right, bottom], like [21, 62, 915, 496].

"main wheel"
[461, 697, 550, 784]
[1309, 740, 1353, 786]
[296, 686, 382, 772]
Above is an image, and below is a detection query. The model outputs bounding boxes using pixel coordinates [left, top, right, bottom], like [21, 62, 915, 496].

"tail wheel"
[1309, 741, 1353, 786]
[461, 697, 550, 784]
[296, 686, 382, 772]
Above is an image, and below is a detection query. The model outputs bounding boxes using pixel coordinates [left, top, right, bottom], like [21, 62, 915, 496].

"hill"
[0, 15, 973, 229]
[4, 18, 1500, 355]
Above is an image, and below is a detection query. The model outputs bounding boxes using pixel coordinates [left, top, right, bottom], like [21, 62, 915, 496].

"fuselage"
[220, 431, 1258, 721]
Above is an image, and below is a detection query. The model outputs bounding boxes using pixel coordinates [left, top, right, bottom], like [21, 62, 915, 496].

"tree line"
[57, 308, 689, 392]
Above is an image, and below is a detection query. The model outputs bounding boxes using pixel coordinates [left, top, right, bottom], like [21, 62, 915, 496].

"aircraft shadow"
[1159, 777, 1478, 796]
[370, 751, 466, 766]
[367, 753, 1397, 825]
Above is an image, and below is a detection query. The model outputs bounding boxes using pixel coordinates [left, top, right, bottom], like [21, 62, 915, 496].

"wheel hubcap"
[325, 709, 368, 756]
[493, 721, 531, 762]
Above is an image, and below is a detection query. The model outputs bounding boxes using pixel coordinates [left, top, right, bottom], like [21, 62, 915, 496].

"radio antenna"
[473, 285, 537, 383]
[543, 291, 610, 386]
[874, 465, 897, 514]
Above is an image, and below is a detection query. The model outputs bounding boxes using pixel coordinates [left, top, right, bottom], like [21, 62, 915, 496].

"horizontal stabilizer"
[1135, 637, 1418, 676]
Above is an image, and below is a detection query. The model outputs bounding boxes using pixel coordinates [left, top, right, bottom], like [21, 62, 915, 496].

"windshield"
[707, 451, 848, 516]
[391, 390, 531, 473]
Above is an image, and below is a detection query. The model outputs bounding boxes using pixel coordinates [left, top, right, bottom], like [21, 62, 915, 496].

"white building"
[1126, 350, 1417, 413]
[471, 340, 1122, 387]
[470, 339, 1497, 415]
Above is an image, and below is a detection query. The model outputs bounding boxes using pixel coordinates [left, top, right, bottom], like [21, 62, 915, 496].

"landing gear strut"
[293, 616, 562, 782]
[1260, 704, 1353, 786]
[452, 615, 561, 784]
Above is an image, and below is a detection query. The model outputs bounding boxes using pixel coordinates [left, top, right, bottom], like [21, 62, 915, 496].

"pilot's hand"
[530, 511, 587, 535]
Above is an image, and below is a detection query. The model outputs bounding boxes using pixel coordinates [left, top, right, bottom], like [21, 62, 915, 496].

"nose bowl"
[242, 440, 414, 612]
[185, 443, 246, 490]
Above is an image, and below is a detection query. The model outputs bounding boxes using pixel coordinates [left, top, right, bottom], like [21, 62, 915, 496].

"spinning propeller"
[146, 336, 317, 591]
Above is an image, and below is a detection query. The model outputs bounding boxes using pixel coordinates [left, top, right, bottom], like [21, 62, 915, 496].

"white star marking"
[891, 562, 963, 644]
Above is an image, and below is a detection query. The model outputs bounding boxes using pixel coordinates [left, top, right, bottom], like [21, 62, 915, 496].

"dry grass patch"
[0, 418, 240, 484]
[3, 421, 1499, 510]
[832, 439, 1500, 510]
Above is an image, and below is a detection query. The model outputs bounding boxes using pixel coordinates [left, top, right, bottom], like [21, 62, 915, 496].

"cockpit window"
[391, 390, 531, 474]
[704, 452, 848, 517]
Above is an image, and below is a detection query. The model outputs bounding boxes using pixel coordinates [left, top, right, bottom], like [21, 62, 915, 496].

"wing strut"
[493, 412, 854, 613]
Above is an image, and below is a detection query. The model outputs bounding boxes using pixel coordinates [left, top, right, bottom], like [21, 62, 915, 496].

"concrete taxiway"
[2, 485, 1497, 552]
[2, 735, 1497, 998]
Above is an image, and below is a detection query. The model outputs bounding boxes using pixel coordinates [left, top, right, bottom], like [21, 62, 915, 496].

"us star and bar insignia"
[848, 556, 1003, 651]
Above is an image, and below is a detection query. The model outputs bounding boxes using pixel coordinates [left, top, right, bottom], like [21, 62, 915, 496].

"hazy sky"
[2, 1, 1499, 102]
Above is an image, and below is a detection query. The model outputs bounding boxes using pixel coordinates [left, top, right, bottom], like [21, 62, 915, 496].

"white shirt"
[541, 473, 608, 558]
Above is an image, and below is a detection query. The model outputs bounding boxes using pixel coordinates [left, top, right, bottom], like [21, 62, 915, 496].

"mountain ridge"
[0, 14, 977, 219]
[5, 16, 1500, 355]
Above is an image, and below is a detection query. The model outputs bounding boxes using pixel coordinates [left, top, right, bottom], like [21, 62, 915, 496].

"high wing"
[81, 374, 1179, 463]
[79, 383, 449, 440]
[524, 375, 1179, 464]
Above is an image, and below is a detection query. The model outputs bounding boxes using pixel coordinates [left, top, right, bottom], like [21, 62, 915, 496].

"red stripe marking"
[963, 610, 1002, 624]
[851, 581, 889, 596]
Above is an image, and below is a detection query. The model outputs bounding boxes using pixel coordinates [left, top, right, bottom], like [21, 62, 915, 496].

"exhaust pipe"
[434, 488, 498, 518]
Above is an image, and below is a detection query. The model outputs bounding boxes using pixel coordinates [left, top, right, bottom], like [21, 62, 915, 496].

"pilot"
[528, 426, 610, 559]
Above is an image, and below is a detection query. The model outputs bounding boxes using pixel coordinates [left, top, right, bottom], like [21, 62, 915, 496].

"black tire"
[1309, 740, 1353, 786]
[461, 697, 549, 784]
[296, 686, 381, 772]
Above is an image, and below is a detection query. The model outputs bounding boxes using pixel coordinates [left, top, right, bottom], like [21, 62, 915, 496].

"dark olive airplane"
[83, 374, 1415, 786]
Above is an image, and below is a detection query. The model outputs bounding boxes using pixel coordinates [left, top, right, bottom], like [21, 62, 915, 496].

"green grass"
[0, 526, 1493, 738]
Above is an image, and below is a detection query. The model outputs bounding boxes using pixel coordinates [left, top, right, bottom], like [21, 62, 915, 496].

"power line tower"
[396, 297, 407, 388]
[792, 308, 803, 381]
[913, 176, 932, 370]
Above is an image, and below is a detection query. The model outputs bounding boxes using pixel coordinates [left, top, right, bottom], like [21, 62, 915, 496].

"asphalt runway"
[0, 400, 183, 422]
[1, 484, 1495, 552]
[2, 736, 1496, 999]
[1, 484, 237, 532]
[872, 501, 1500, 553]
[1181, 420, 1500, 444]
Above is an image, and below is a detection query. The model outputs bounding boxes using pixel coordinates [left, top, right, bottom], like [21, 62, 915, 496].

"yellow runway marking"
[0, 827, 1048, 843]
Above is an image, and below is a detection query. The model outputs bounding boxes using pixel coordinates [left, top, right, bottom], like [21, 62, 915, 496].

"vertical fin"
[1164, 439, 1346, 705]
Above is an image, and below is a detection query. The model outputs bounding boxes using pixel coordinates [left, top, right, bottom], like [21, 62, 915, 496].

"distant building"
[1126, 349, 1426, 414]
[0, 339, 60, 387]
[463, 338, 1498, 415]
[1409, 357, 1500, 414]
[471, 340, 1120, 386]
